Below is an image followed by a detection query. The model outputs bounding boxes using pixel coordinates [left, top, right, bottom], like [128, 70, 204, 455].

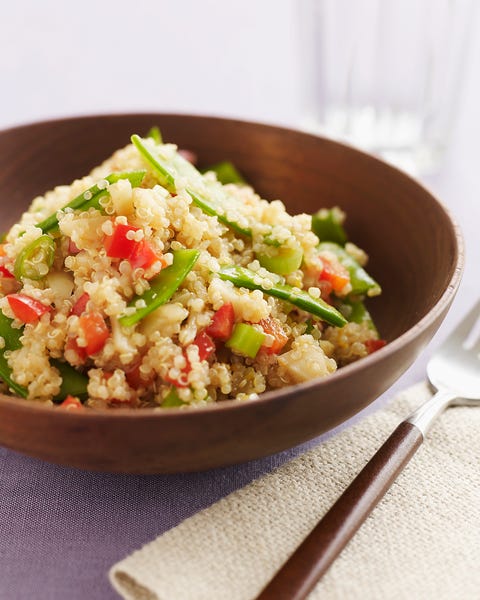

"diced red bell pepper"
[365, 338, 387, 354]
[104, 223, 139, 259]
[7, 293, 51, 323]
[78, 312, 109, 355]
[319, 255, 350, 294]
[105, 223, 164, 272]
[129, 239, 166, 271]
[164, 332, 216, 388]
[70, 292, 90, 316]
[259, 316, 289, 354]
[59, 395, 83, 410]
[206, 303, 235, 341]
[0, 266, 14, 279]
[193, 331, 216, 361]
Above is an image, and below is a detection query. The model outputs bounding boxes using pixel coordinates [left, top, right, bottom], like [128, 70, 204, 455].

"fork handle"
[256, 421, 423, 600]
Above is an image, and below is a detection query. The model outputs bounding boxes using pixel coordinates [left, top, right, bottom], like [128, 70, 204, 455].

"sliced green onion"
[36, 170, 146, 233]
[218, 265, 347, 327]
[256, 244, 303, 275]
[14, 234, 55, 280]
[312, 207, 348, 245]
[225, 323, 265, 359]
[119, 249, 199, 327]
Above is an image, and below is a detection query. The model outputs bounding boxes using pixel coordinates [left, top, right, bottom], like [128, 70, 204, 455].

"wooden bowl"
[0, 114, 463, 473]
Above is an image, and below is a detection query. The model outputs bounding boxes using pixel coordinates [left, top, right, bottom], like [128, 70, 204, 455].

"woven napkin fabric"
[109, 382, 480, 600]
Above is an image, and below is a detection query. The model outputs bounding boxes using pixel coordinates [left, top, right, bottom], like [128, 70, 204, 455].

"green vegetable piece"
[257, 244, 303, 276]
[162, 387, 185, 408]
[312, 207, 348, 245]
[51, 359, 88, 403]
[119, 249, 199, 327]
[336, 299, 378, 333]
[36, 170, 146, 233]
[202, 161, 245, 185]
[0, 312, 27, 397]
[318, 242, 381, 297]
[14, 234, 55, 280]
[218, 265, 347, 327]
[225, 323, 265, 359]
[146, 126, 163, 144]
[131, 135, 252, 237]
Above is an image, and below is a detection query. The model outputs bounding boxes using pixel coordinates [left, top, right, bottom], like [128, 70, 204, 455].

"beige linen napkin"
[109, 382, 480, 600]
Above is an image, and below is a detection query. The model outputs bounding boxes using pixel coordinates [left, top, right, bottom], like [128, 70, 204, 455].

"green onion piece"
[14, 234, 55, 280]
[225, 323, 265, 359]
[256, 244, 303, 275]
[119, 249, 199, 327]
[312, 207, 348, 245]
[162, 387, 185, 408]
[51, 360, 88, 403]
[36, 170, 146, 233]
[0, 312, 27, 397]
[218, 265, 347, 327]
[131, 135, 252, 237]
[201, 161, 245, 185]
[318, 242, 381, 297]
[146, 126, 163, 144]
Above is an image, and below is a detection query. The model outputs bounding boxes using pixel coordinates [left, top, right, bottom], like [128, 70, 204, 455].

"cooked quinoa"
[0, 133, 383, 409]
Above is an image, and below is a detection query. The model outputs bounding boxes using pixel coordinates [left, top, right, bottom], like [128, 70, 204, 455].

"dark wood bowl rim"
[0, 113, 465, 421]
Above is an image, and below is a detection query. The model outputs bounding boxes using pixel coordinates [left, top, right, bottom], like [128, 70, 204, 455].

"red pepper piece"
[206, 303, 235, 341]
[7, 293, 51, 323]
[78, 312, 109, 355]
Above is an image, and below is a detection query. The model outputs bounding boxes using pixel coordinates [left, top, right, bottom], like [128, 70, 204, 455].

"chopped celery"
[226, 323, 265, 359]
[256, 244, 303, 275]
[119, 249, 199, 327]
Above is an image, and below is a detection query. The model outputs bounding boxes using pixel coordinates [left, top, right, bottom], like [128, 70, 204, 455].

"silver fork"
[257, 299, 480, 600]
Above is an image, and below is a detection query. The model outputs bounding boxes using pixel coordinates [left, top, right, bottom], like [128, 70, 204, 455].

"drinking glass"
[297, 0, 476, 175]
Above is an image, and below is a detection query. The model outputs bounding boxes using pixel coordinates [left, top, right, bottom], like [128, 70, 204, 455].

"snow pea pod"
[218, 265, 347, 327]
[318, 242, 381, 297]
[36, 170, 146, 233]
[311, 207, 348, 245]
[119, 248, 199, 327]
[131, 135, 252, 236]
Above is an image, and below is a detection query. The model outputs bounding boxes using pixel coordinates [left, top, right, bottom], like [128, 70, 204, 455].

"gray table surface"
[0, 2, 479, 598]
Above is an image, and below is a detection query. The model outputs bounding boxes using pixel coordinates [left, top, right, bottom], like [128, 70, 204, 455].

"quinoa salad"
[0, 128, 384, 410]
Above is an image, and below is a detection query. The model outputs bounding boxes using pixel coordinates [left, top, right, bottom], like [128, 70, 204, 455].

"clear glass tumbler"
[297, 0, 476, 175]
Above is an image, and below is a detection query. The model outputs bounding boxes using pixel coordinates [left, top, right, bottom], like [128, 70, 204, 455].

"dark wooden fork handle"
[256, 421, 423, 600]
